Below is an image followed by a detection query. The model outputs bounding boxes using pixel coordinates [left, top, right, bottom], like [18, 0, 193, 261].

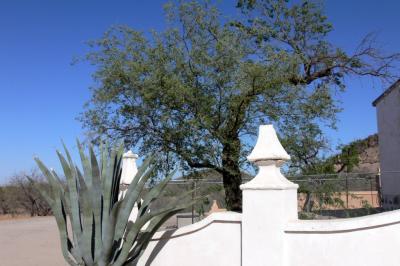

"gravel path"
[0, 217, 65, 266]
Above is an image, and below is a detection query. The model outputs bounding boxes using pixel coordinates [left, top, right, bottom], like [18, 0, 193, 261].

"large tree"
[81, 0, 399, 211]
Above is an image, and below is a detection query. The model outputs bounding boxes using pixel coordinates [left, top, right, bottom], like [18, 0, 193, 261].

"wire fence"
[290, 172, 382, 219]
[157, 172, 383, 226]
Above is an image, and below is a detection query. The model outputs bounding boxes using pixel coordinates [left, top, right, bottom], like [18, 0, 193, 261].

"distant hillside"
[336, 134, 380, 174]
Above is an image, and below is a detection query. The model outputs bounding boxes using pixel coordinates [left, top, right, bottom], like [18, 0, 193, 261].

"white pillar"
[241, 125, 298, 266]
[120, 150, 139, 185]
[120, 151, 139, 221]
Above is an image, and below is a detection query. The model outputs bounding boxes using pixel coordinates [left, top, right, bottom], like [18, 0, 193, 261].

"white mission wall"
[285, 210, 400, 266]
[120, 124, 400, 266]
[137, 212, 242, 266]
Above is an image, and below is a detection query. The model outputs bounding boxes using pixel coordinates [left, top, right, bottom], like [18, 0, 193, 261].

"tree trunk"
[30, 200, 36, 217]
[302, 192, 314, 212]
[221, 137, 243, 212]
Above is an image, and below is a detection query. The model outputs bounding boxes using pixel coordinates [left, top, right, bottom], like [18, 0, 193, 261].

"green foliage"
[361, 200, 373, 215]
[32, 141, 197, 266]
[297, 136, 364, 176]
[295, 137, 364, 213]
[80, 0, 398, 211]
[237, 0, 257, 9]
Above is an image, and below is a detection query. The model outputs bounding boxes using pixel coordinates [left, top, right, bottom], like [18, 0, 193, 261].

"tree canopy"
[81, 0, 399, 211]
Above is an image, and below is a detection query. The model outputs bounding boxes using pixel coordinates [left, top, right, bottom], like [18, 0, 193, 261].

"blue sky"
[0, 0, 399, 183]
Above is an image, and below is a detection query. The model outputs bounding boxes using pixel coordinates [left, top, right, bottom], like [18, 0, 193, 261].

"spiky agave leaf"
[33, 141, 200, 266]
[57, 149, 84, 262]
[34, 157, 80, 266]
[113, 156, 156, 242]
[114, 196, 202, 266]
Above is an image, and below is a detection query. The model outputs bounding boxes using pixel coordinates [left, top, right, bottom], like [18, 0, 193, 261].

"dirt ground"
[0, 215, 180, 266]
[0, 217, 66, 266]
[0, 213, 189, 265]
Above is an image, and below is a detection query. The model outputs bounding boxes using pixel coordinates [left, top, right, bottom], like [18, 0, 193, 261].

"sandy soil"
[0, 214, 182, 265]
[0, 214, 31, 221]
[0, 217, 66, 266]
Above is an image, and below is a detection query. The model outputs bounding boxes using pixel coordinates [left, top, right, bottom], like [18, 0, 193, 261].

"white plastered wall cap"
[120, 150, 139, 185]
[247, 125, 290, 162]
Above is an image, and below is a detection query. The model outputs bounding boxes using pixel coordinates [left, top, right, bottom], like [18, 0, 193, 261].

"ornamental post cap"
[123, 150, 138, 159]
[247, 125, 290, 163]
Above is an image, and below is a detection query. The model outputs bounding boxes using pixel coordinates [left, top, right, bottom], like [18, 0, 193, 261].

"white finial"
[120, 150, 139, 185]
[247, 125, 290, 162]
[123, 150, 138, 159]
[241, 125, 297, 190]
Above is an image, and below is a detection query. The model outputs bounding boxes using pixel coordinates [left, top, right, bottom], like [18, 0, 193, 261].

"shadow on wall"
[145, 230, 175, 266]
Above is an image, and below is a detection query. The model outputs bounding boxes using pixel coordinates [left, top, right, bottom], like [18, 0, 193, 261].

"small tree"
[8, 171, 51, 216]
[0, 186, 12, 215]
[296, 140, 361, 212]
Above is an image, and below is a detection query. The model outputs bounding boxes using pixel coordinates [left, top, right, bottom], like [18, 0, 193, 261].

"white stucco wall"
[375, 85, 400, 208]
[129, 125, 400, 266]
[137, 198, 400, 266]
[137, 212, 242, 266]
[285, 210, 400, 266]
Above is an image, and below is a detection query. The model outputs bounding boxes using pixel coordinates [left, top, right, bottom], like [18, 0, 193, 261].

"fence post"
[241, 125, 298, 266]
[376, 169, 382, 207]
[191, 180, 195, 224]
[346, 173, 349, 209]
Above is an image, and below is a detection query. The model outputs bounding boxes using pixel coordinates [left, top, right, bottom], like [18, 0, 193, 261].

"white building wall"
[375, 85, 400, 208]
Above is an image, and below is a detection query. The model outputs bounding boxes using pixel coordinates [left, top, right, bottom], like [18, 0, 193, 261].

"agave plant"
[31, 141, 197, 266]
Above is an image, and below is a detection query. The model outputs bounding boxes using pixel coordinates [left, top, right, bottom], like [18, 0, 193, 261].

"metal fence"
[158, 172, 382, 225]
[289, 172, 381, 218]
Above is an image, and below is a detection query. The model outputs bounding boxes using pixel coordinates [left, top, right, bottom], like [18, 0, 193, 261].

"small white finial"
[247, 125, 290, 163]
[241, 125, 297, 190]
[120, 150, 139, 185]
[123, 150, 138, 159]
